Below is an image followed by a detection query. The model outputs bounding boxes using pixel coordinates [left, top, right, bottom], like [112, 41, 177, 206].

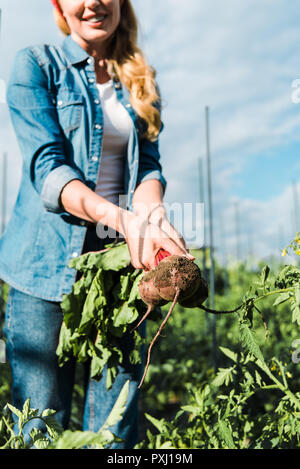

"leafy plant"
[282, 232, 300, 257]
[1, 239, 300, 449]
[0, 380, 130, 449]
[137, 255, 300, 449]
[56, 242, 162, 389]
[137, 346, 300, 449]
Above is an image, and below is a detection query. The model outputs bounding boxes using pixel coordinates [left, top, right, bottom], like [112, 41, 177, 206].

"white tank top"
[95, 80, 133, 206]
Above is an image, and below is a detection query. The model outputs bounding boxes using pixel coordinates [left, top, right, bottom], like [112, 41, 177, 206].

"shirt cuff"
[136, 170, 167, 196]
[41, 165, 85, 213]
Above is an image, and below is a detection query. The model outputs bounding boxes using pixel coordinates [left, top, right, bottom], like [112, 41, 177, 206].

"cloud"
[0, 0, 299, 264]
[132, 0, 300, 261]
[0, 79, 6, 103]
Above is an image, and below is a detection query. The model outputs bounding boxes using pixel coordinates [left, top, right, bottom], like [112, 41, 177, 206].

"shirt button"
[115, 83, 121, 89]
[95, 124, 102, 130]
[126, 103, 131, 108]
[94, 99, 100, 104]
[89, 78, 95, 84]
[57, 100, 63, 107]
[92, 156, 98, 162]
[87, 57, 93, 64]
[72, 252, 79, 258]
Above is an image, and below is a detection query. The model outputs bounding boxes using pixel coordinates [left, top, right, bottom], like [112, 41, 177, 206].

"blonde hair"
[53, 1, 162, 141]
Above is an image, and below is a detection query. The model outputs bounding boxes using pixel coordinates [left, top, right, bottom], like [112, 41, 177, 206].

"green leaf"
[295, 283, 300, 304]
[260, 265, 270, 286]
[41, 409, 56, 418]
[56, 322, 73, 364]
[29, 429, 50, 449]
[112, 302, 139, 327]
[291, 284, 300, 326]
[99, 243, 131, 271]
[101, 380, 129, 430]
[212, 367, 236, 387]
[219, 346, 238, 363]
[60, 276, 88, 331]
[273, 292, 292, 306]
[218, 421, 235, 449]
[127, 271, 144, 304]
[6, 403, 22, 419]
[43, 415, 63, 440]
[255, 369, 263, 387]
[106, 366, 118, 390]
[90, 347, 112, 380]
[22, 399, 31, 420]
[78, 269, 107, 332]
[67, 242, 130, 272]
[181, 405, 200, 414]
[239, 321, 266, 365]
[129, 350, 142, 365]
[77, 340, 89, 362]
[51, 430, 109, 449]
[118, 274, 131, 300]
[160, 441, 176, 449]
[145, 413, 167, 434]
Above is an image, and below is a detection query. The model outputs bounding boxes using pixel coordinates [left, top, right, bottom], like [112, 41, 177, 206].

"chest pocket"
[56, 89, 84, 135]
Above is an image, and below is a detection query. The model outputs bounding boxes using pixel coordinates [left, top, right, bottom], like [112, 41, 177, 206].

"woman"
[0, 0, 193, 448]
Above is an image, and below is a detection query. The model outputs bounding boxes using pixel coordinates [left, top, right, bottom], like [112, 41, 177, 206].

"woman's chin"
[73, 28, 111, 49]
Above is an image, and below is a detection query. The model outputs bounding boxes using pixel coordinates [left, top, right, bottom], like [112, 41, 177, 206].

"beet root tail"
[131, 304, 152, 333]
[138, 287, 180, 389]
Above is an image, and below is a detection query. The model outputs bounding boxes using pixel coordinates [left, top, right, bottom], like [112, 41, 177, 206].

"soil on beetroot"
[142, 255, 203, 302]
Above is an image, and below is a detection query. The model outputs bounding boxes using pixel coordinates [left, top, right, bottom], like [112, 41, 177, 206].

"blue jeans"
[3, 229, 145, 449]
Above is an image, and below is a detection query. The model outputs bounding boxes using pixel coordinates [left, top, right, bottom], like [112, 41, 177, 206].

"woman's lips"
[83, 15, 107, 27]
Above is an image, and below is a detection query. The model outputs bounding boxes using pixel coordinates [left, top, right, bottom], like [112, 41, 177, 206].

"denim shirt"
[0, 35, 166, 302]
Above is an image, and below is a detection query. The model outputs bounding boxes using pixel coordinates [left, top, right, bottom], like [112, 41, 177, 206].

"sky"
[0, 0, 300, 266]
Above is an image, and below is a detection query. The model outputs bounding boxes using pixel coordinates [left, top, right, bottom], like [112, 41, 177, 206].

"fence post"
[205, 106, 217, 369]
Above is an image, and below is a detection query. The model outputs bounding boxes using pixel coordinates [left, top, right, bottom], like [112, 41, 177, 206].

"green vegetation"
[0, 236, 299, 449]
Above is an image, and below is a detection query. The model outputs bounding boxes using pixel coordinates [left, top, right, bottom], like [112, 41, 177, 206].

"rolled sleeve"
[41, 164, 85, 213]
[136, 168, 167, 195]
[136, 137, 167, 196]
[6, 47, 85, 214]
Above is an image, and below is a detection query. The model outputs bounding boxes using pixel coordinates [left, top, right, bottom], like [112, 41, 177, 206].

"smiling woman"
[53, 0, 162, 141]
[59, 0, 123, 44]
[0, 0, 193, 450]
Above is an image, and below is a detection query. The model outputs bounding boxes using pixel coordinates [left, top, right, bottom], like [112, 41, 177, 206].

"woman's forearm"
[60, 179, 135, 236]
[60, 178, 167, 240]
[132, 179, 166, 221]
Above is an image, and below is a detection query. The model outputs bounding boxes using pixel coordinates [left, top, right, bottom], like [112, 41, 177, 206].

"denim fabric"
[0, 35, 166, 302]
[4, 287, 76, 435]
[82, 327, 145, 449]
[4, 230, 146, 448]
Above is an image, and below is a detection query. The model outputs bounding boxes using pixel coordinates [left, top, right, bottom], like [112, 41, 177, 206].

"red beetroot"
[136, 250, 208, 388]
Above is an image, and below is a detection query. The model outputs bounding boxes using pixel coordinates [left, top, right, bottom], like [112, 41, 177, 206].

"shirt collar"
[61, 35, 90, 65]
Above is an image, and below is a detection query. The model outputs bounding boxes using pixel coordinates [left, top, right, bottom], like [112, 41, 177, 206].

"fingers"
[161, 237, 194, 260]
[127, 244, 148, 271]
[130, 257, 152, 272]
[158, 219, 193, 259]
[126, 220, 194, 272]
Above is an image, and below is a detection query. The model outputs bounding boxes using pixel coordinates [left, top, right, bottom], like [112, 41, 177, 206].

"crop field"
[0, 237, 299, 450]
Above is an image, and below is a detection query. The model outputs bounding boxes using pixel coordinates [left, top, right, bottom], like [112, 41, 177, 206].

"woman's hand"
[124, 215, 194, 272]
[60, 179, 193, 271]
[147, 205, 190, 255]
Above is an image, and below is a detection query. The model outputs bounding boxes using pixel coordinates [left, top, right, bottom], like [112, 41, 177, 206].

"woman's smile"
[82, 11, 108, 28]
[58, 0, 123, 54]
